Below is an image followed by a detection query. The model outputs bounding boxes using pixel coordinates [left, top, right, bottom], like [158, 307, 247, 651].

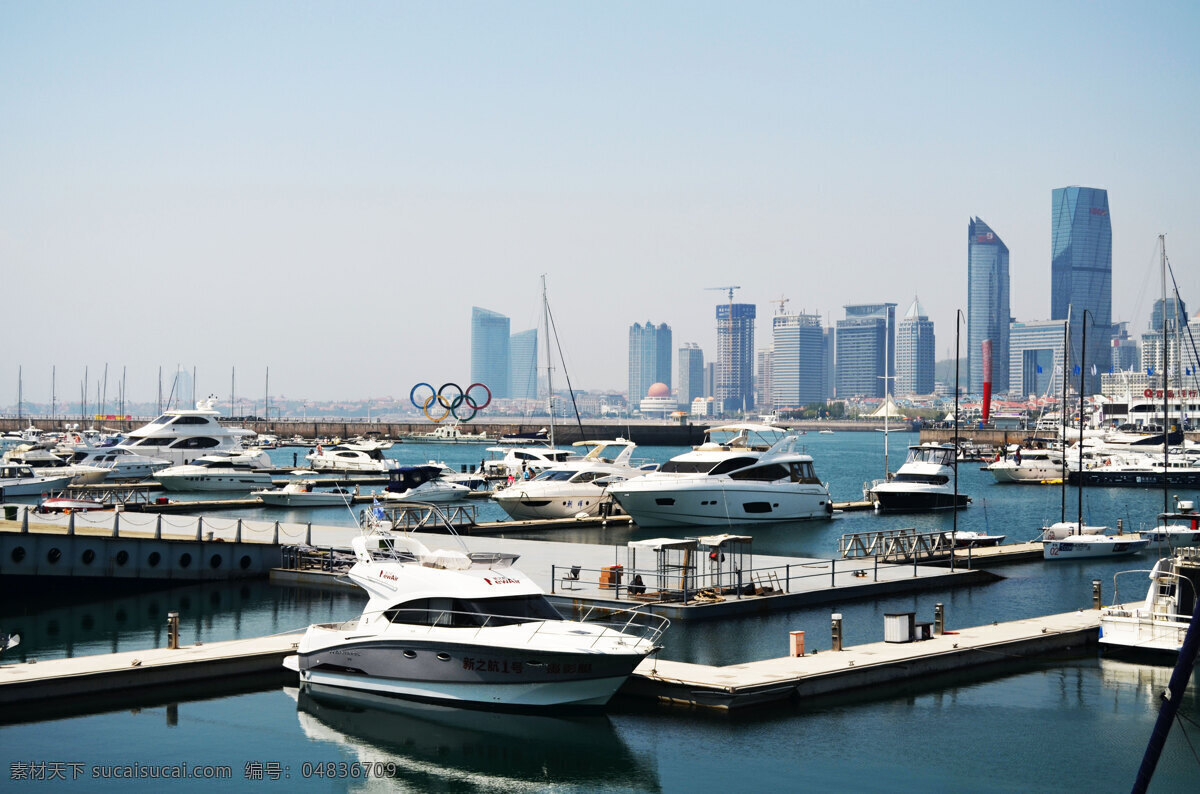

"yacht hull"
[872, 487, 968, 512]
[1043, 538, 1149, 559]
[155, 472, 276, 492]
[611, 482, 831, 527]
[1069, 470, 1200, 488]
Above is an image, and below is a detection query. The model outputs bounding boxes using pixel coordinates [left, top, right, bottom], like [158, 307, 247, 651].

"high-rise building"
[967, 218, 1010, 395]
[1008, 319, 1067, 399]
[1111, 322, 1138, 374]
[896, 298, 935, 396]
[835, 303, 895, 398]
[1151, 297, 1187, 333]
[1052, 186, 1112, 394]
[628, 322, 672, 402]
[756, 349, 774, 410]
[715, 303, 756, 413]
[509, 329, 538, 401]
[470, 307, 510, 399]
[823, 326, 836, 400]
[677, 343, 705, 410]
[771, 311, 825, 408]
[174, 369, 194, 409]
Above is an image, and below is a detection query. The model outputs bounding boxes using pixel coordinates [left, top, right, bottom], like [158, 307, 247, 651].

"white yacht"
[0, 463, 74, 497]
[62, 446, 171, 480]
[307, 443, 400, 473]
[610, 428, 833, 527]
[1043, 532, 1149, 560]
[117, 398, 257, 466]
[254, 480, 357, 507]
[986, 446, 1065, 484]
[1141, 500, 1200, 545]
[1099, 546, 1200, 656]
[870, 444, 969, 512]
[401, 424, 492, 444]
[154, 454, 277, 492]
[493, 440, 649, 521]
[2, 446, 111, 486]
[480, 445, 575, 481]
[380, 465, 470, 503]
[282, 516, 669, 708]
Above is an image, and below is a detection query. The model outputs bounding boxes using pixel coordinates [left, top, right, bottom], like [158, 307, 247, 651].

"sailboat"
[1043, 311, 1149, 559]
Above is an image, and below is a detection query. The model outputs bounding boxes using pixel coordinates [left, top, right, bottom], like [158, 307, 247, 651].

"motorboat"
[380, 465, 470, 503]
[401, 424, 492, 444]
[307, 442, 400, 473]
[493, 440, 648, 521]
[1043, 533, 1149, 559]
[480, 445, 575, 481]
[609, 429, 833, 527]
[1068, 452, 1200, 488]
[35, 496, 108, 513]
[986, 446, 1065, 484]
[943, 531, 1006, 548]
[2, 446, 111, 485]
[61, 446, 171, 480]
[254, 480, 357, 507]
[281, 513, 669, 708]
[869, 444, 969, 512]
[154, 455, 277, 492]
[115, 398, 258, 466]
[424, 461, 488, 491]
[0, 463, 74, 497]
[1099, 546, 1200, 656]
[1141, 500, 1200, 545]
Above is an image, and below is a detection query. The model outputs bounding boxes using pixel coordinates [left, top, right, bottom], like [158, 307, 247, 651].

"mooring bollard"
[935, 603, 945, 635]
[831, 613, 844, 651]
[305, 522, 312, 545]
[235, 519, 242, 543]
[790, 630, 806, 657]
[67, 511, 75, 536]
[1093, 579, 1102, 609]
[272, 521, 280, 544]
[154, 515, 162, 540]
[167, 611, 180, 650]
[21, 506, 29, 533]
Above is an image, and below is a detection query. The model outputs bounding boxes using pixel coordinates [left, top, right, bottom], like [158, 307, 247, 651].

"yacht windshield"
[532, 470, 574, 482]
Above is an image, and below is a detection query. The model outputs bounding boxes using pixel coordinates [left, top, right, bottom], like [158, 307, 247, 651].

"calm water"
[3, 432, 1198, 791]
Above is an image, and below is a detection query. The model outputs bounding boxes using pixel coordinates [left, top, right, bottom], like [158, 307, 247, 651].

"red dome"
[647, 382, 670, 398]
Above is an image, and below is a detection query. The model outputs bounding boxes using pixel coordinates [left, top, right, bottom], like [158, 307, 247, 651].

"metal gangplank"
[838, 527, 955, 562]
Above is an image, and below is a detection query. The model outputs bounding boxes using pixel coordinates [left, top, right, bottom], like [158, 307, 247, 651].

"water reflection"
[291, 686, 661, 791]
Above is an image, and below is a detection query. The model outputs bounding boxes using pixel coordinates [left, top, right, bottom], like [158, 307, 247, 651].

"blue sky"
[3, 1, 1198, 403]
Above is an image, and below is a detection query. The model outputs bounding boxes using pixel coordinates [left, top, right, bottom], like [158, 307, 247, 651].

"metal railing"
[838, 527, 960, 562]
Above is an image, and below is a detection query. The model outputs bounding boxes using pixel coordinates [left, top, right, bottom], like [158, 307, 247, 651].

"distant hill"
[934, 358, 969, 386]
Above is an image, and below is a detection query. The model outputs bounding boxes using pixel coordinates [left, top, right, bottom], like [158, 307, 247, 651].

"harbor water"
[3, 431, 1198, 791]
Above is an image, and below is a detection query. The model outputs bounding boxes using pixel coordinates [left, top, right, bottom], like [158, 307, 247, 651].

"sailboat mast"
[17, 365, 22, 422]
[51, 365, 56, 421]
[1078, 312, 1088, 534]
[542, 275, 555, 447]
[1060, 311, 1069, 524]
[1161, 234, 1170, 514]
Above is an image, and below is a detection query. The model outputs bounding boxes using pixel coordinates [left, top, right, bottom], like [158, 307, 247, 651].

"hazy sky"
[4, 1, 1199, 405]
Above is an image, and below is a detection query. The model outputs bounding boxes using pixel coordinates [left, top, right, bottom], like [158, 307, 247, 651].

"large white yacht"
[282, 515, 669, 708]
[870, 444, 969, 512]
[379, 465, 471, 503]
[610, 427, 833, 527]
[492, 440, 650, 521]
[62, 446, 171, 480]
[117, 398, 257, 466]
[307, 442, 400, 473]
[986, 446, 1065, 484]
[153, 451, 276, 492]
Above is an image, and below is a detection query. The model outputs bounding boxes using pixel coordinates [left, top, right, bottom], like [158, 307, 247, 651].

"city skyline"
[4, 4, 1199, 403]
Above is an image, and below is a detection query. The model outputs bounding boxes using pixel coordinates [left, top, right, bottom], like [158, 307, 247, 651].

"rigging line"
[1173, 711, 1200, 769]
[1128, 237, 1162, 334]
[544, 301, 586, 440]
[1166, 256, 1200, 398]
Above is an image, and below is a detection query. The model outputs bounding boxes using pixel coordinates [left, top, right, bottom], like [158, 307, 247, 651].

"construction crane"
[705, 286, 741, 303]
[769, 296, 790, 315]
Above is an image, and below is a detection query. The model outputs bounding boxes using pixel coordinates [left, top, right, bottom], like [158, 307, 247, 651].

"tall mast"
[16, 365, 22, 422]
[1078, 311, 1088, 534]
[265, 366, 270, 423]
[542, 275, 554, 447]
[1161, 234, 1170, 514]
[1060, 310, 1070, 524]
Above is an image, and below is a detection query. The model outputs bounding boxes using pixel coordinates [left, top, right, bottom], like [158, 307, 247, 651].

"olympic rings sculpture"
[409, 382, 492, 423]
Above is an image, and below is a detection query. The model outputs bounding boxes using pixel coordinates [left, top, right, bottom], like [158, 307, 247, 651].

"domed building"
[639, 382, 676, 418]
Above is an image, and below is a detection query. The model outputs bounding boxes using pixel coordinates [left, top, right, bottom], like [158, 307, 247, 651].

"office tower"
[1008, 319, 1066, 399]
[677, 343, 705, 410]
[968, 218, 1010, 395]
[470, 307, 510, 399]
[771, 311, 825, 407]
[835, 303, 896, 397]
[715, 304, 756, 413]
[628, 322, 672, 402]
[1151, 297, 1187, 332]
[756, 349, 774, 410]
[174, 369, 194, 409]
[896, 298, 935, 396]
[823, 326, 836, 400]
[509, 328, 538, 401]
[1111, 322, 1138, 374]
[1052, 186, 1112, 394]
[704, 362, 716, 399]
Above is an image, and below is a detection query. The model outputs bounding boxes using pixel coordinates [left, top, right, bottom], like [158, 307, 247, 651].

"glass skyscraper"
[896, 298, 934, 396]
[677, 343, 705, 410]
[771, 312, 825, 407]
[470, 307, 510, 399]
[967, 217, 1010, 396]
[1052, 186, 1112, 394]
[835, 303, 895, 398]
[509, 328, 538, 401]
[716, 304, 756, 413]
[628, 321, 672, 402]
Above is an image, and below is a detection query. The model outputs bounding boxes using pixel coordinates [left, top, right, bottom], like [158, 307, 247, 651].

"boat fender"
[942, 631, 959, 635]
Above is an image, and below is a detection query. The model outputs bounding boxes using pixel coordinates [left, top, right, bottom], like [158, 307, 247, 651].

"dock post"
[785, 564, 790, 593]
[935, 603, 945, 634]
[167, 612, 180, 649]
[305, 522, 312, 545]
[874, 555, 878, 581]
[736, 569, 742, 599]
[67, 511, 75, 536]
[831, 613, 843, 651]
[789, 630, 805, 657]
[235, 519, 242, 543]
[112, 511, 120, 538]
[273, 521, 280, 544]
[21, 506, 29, 533]
[551, 565, 555, 594]
[1092, 579, 1102, 609]
[831, 558, 836, 587]
[195, 517, 203, 541]
[154, 515, 162, 540]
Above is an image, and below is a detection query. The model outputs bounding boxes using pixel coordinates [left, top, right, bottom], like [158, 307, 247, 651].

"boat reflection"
[290, 685, 660, 790]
